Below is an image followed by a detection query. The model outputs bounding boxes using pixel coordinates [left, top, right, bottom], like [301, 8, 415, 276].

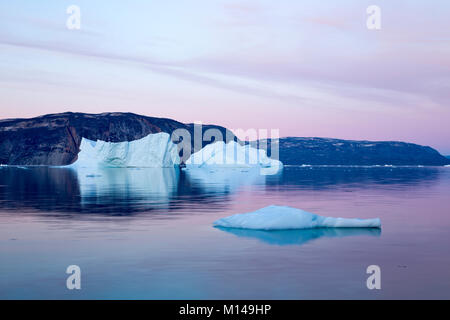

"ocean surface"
[1, 165, 450, 299]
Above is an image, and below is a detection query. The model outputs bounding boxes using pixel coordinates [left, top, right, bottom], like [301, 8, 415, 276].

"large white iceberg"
[70, 132, 180, 168]
[185, 141, 283, 175]
[213, 205, 381, 230]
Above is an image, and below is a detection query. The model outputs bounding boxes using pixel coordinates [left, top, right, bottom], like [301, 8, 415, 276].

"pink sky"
[0, 1, 449, 153]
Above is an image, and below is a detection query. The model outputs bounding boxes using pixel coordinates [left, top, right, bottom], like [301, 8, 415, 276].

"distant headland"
[0, 112, 448, 166]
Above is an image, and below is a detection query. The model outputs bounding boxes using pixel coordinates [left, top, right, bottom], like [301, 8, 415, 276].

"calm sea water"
[1, 166, 450, 299]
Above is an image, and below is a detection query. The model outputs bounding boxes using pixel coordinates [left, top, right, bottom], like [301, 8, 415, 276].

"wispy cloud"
[0, 0, 449, 152]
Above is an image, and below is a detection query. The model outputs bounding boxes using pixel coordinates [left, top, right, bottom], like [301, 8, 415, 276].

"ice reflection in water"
[0, 166, 445, 215]
[1, 166, 450, 299]
[216, 226, 381, 246]
[76, 167, 179, 210]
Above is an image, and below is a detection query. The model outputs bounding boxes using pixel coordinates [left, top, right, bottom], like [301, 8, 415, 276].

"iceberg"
[213, 205, 381, 230]
[70, 132, 180, 168]
[185, 141, 283, 175]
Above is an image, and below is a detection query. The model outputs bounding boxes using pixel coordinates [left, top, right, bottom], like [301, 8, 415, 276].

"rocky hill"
[261, 137, 450, 166]
[0, 112, 233, 165]
[0, 112, 448, 166]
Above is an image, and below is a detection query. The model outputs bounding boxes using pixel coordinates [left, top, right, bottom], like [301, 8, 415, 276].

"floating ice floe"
[213, 205, 381, 230]
[185, 141, 283, 175]
[70, 132, 180, 168]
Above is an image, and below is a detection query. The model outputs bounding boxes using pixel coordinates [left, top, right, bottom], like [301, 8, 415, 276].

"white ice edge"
[68, 132, 180, 168]
[213, 205, 381, 230]
[185, 140, 283, 175]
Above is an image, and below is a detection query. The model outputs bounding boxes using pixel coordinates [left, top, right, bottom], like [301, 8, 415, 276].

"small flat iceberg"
[213, 205, 381, 230]
[69, 132, 180, 168]
[185, 141, 283, 175]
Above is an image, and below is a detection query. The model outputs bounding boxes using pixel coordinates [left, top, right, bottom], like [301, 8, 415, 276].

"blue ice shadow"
[215, 226, 381, 246]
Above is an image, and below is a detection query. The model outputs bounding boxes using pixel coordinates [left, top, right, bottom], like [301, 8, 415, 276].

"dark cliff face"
[262, 137, 450, 166]
[0, 113, 448, 166]
[0, 112, 234, 165]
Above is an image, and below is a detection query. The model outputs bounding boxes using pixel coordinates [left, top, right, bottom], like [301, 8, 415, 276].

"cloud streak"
[0, 0, 449, 153]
